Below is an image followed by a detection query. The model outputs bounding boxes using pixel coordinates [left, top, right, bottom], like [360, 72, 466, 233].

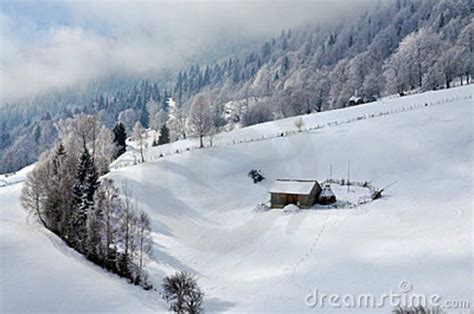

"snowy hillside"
[107, 85, 473, 312]
[1, 85, 472, 312]
[0, 184, 166, 312]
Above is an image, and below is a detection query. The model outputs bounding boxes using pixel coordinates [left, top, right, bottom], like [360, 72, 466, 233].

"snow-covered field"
[0, 184, 166, 312]
[1, 85, 472, 312]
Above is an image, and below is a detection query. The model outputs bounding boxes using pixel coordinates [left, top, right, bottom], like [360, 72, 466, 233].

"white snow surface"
[1, 85, 473, 312]
[282, 204, 302, 214]
[0, 185, 166, 313]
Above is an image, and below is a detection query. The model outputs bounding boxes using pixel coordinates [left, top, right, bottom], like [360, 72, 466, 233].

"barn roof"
[349, 95, 362, 102]
[269, 179, 319, 195]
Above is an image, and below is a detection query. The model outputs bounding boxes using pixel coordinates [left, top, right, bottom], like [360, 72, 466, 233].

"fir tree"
[33, 124, 41, 144]
[0, 121, 11, 150]
[71, 147, 99, 252]
[113, 122, 127, 158]
[158, 124, 170, 145]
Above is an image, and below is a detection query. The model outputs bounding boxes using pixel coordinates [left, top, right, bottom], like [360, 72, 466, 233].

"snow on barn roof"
[269, 179, 318, 195]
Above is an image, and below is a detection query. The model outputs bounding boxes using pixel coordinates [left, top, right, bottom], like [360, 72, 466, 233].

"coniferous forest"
[1, 0, 472, 173]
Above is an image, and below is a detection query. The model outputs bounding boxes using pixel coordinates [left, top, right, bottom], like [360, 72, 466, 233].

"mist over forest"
[0, 0, 472, 173]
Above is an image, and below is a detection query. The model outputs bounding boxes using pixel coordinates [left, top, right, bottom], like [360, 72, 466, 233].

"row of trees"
[20, 115, 153, 287]
[384, 25, 473, 94]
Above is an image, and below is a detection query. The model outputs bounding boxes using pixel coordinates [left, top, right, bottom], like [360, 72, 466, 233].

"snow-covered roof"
[320, 185, 335, 198]
[269, 179, 318, 195]
[349, 95, 362, 101]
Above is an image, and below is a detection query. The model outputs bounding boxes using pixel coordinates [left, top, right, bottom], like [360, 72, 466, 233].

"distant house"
[348, 95, 364, 106]
[269, 179, 322, 209]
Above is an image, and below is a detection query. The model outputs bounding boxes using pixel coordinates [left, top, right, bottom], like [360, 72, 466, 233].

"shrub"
[162, 271, 204, 314]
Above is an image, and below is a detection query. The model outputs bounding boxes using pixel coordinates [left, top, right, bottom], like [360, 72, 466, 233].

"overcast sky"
[0, 0, 378, 102]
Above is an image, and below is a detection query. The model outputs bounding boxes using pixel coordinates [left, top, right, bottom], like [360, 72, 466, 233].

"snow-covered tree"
[20, 162, 48, 228]
[457, 20, 474, 83]
[112, 122, 127, 158]
[169, 108, 188, 141]
[329, 58, 353, 108]
[294, 117, 304, 132]
[146, 99, 161, 131]
[118, 109, 138, 133]
[188, 94, 213, 148]
[162, 272, 204, 314]
[94, 178, 122, 266]
[361, 71, 383, 99]
[422, 62, 444, 90]
[95, 127, 115, 175]
[57, 114, 99, 161]
[132, 121, 146, 163]
[242, 101, 273, 126]
[43, 143, 74, 234]
[117, 183, 134, 277]
[86, 194, 104, 262]
[158, 124, 170, 145]
[384, 28, 442, 94]
[70, 147, 99, 252]
[135, 210, 152, 285]
[437, 45, 463, 88]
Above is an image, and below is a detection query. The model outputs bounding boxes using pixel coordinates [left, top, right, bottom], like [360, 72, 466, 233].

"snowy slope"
[108, 85, 473, 312]
[0, 182, 167, 312]
[112, 85, 471, 168]
[1, 85, 472, 312]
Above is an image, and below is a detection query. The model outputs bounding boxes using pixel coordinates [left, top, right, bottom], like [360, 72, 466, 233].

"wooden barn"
[269, 179, 322, 209]
[348, 95, 364, 106]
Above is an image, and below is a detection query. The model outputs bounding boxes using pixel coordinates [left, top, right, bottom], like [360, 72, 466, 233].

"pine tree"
[71, 147, 99, 252]
[33, 124, 41, 144]
[158, 124, 170, 145]
[0, 121, 11, 150]
[86, 196, 104, 263]
[113, 122, 127, 158]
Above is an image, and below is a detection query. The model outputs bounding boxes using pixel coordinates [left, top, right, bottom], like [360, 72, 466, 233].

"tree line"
[20, 115, 153, 287]
[1, 0, 472, 172]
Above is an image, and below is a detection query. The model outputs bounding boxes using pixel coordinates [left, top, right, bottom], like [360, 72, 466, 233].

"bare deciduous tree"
[132, 121, 146, 163]
[189, 94, 213, 148]
[136, 210, 152, 284]
[294, 117, 304, 132]
[20, 166, 47, 228]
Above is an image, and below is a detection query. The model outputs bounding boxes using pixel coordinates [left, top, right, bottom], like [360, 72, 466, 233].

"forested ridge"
[1, 0, 472, 173]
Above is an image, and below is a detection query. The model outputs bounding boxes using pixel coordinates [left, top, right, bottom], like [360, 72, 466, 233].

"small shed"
[319, 184, 337, 205]
[348, 95, 364, 106]
[269, 179, 322, 209]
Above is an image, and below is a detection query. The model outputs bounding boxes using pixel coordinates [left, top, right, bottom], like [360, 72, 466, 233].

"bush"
[162, 272, 204, 314]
